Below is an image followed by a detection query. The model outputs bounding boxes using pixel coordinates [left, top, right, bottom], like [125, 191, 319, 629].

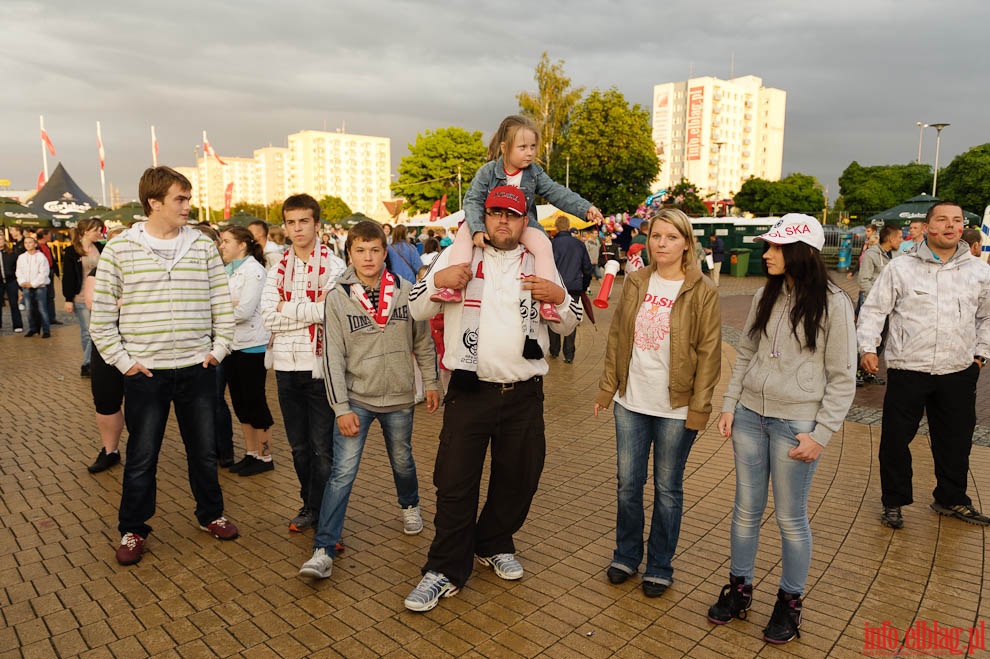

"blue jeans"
[72, 301, 92, 365]
[22, 286, 49, 334]
[612, 403, 697, 584]
[276, 371, 334, 515]
[729, 404, 819, 594]
[118, 365, 224, 537]
[313, 404, 418, 554]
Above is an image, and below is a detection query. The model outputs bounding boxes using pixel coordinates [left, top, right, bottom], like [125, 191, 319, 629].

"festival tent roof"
[25, 163, 97, 224]
[81, 202, 147, 226]
[866, 193, 980, 224]
[0, 197, 56, 227]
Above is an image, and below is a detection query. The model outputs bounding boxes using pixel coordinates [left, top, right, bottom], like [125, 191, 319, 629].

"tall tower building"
[652, 75, 786, 200]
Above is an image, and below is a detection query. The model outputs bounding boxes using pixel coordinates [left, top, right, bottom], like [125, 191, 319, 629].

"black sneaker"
[289, 506, 314, 533]
[80, 364, 91, 378]
[642, 580, 668, 598]
[606, 565, 633, 584]
[228, 455, 254, 473]
[238, 458, 274, 477]
[763, 589, 802, 644]
[930, 502, 990, 526]
[88, 448, 121, 474]
[881, 506, 904, 529]
[707, 574, 752, 624]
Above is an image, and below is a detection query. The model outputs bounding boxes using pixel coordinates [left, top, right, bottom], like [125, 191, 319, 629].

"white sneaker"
[477, 553, 524, 580]
[402, 505, 423, 535]
[404, 571, 458, 612]
[298, 548, 333, 579]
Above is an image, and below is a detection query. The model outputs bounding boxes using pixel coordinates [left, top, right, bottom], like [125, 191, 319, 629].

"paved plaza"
[1, 272, 988, 658]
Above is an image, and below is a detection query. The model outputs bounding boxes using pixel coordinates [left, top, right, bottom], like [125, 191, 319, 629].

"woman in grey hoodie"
[705, 215, 857, 645]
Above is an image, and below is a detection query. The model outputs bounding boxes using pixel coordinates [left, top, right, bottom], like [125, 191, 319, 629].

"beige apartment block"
[179, 130, 391, 218]
[652, 75, 786, 200]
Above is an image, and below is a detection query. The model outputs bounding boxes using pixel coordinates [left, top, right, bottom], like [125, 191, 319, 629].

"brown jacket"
[595, 265, 721, 430]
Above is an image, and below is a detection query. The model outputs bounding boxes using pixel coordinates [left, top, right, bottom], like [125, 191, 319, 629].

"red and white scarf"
[275, 239, 332, 362]
[351, 269, 397, 329]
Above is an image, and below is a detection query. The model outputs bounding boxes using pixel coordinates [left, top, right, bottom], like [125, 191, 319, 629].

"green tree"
[230, 202, 267, 219]
[317, 195, 352, 223]
[936, 143, 990, 214]
[733, 174, 825, 215]
[517, 52, 584, 173]
[664, 178, 709, 216]
[391, 127, 487, 215]
[552, 88, 660, 214]
[837, 161, 931, 217]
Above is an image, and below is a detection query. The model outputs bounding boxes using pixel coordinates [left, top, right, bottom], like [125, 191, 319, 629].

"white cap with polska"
[756, 214, 825, 251]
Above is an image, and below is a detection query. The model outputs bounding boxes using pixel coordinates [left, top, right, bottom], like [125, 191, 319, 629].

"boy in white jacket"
[16, 234, 50, 337]
[260, 194, 346, 533]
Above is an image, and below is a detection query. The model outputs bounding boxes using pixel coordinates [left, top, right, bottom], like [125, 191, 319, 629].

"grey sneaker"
[402, 505, 423, 535]
[930, 502, 990, 526]
[881, 506, 904, 529]
[404, 571, 458, 612]
[299, 548, 333, 579]
[477, 553, 524, 580]
[289, 506, 314, 533]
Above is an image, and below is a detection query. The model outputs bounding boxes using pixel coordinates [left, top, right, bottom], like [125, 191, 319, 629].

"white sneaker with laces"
[404, 571, 458, 612]
[477, 553, 524, 580]
[402, 505, 424, 535]
[298, 548, 333, 579]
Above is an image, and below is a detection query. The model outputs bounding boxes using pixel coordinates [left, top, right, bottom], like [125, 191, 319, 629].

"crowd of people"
[2, 114, 988, 646]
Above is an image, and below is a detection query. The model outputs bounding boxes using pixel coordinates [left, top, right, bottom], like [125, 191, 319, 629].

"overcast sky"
[2, 0, 987, 208]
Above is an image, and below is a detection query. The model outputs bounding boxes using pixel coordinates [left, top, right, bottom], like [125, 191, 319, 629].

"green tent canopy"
[0, 197, 56, 228]
[866, 194, 980, 224]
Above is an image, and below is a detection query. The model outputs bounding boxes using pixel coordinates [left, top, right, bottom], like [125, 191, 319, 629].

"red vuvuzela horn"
[593, 260, 621, 309]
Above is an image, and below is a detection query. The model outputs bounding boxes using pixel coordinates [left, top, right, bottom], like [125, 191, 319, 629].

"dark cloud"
[2, 0, 987, 208]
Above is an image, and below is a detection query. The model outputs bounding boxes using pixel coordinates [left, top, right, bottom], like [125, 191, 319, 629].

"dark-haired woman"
[62, 218, 105, 376]
[706, 215, 856, 644]
[218, 226, 275, 477]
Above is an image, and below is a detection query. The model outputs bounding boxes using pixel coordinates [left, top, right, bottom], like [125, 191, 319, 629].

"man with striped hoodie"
[91, 167, 237, 566]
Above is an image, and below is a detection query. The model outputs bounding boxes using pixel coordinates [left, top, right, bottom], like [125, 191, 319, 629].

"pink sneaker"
[539, 302, 561, 323]
[430, 288, 463, 303]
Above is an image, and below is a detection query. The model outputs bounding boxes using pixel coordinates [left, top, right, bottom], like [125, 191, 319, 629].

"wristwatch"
[975, 355, 987, 367]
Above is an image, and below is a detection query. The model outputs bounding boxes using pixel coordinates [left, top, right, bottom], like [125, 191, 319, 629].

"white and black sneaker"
[404, 571, 458, 612]
[477, 553, 524, 580]
[299, 548, 333, 579]
[402, 505, 423, 535]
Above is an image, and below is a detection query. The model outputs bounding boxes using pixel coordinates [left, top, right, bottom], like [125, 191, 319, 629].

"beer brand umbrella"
[0, 197, 56, 228]
[866, 194, 980, 224]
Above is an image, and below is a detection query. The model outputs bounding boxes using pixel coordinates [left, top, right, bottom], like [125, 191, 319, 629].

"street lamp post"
[713, 141, 725, 216]
[916, 122, 928, 164]
[565, 155, 570, 188]
[929, 123, 950, 196]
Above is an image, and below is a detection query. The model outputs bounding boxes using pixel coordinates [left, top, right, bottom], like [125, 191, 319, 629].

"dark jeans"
[215, 364, 234, 464]
[548, 291, 580, 360]
[22, 286, 49, 334]
[880, 365, 979, 508]
[276, 370, 335, 515]
[118, 365, 224, 538]
[1, 280, 22, 329]
[423, 375, 545, 588]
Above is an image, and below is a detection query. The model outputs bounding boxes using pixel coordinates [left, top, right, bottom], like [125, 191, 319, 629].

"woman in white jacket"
[219, 226, 275, 477]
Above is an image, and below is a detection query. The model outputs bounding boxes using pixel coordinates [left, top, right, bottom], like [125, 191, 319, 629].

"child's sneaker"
[539, 302, 561, 323]
[430, 288, 462, 303]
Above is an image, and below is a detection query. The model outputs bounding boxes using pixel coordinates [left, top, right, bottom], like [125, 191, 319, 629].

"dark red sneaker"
[200, 517, 239, 540]
[116, 533, 145, 565]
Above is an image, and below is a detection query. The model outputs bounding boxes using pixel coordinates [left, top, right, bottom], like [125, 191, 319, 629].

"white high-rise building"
[287, 130, 391, 218]
[652, 75, 786, 200]
[179, 131, 391, 218]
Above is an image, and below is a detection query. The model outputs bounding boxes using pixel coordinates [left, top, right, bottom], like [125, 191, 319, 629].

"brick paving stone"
[0, 278, 987, 657]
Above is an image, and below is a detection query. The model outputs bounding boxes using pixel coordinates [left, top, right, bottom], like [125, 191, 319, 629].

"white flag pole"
[97, 121, 107, 207]
[40, 115, 49, 181]
[151, 125, 158, 167]
[202, 130, 210, 222]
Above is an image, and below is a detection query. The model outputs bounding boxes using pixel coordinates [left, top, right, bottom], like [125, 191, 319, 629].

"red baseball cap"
[485, 185, 527, 216]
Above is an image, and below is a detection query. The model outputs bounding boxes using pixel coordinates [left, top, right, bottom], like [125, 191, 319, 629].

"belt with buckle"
[481, 376, 540, 392]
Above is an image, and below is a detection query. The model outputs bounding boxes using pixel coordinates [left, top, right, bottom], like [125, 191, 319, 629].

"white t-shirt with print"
[614, 272, 688, 419]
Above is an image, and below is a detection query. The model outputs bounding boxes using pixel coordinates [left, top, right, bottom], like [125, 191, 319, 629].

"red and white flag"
[36, 171, 45, 191]
[223, 182, 233, 219]
[203, 131, 226, 166]
[96, 122, 106, 170]
[151, 125, 159, 166]
[41, 127, 56, 156]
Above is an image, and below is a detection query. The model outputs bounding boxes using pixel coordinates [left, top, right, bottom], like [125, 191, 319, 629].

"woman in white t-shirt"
[594, 208, 721, 598]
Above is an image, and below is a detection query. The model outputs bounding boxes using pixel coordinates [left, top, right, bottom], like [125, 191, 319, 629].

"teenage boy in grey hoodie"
[299, 220, 439, 580]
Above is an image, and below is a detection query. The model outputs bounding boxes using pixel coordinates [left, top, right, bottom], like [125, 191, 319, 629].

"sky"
[2, 0, 987, 209]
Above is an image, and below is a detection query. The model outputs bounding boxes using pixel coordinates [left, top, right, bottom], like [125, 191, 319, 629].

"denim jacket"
[463, 157, 593, 237]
